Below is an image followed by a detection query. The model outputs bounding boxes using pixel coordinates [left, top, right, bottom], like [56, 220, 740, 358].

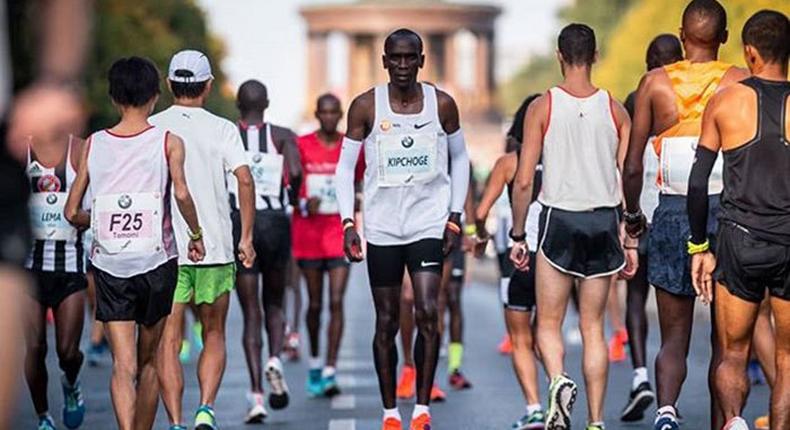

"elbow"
[64, 206, 77, 225]
[237, 172, 254, 189]
[173, 186, 190, 204]
[514, 177, 532, 193]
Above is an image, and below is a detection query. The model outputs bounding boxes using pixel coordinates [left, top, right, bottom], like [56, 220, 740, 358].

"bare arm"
[511, 95, 547, 238]
[474, 155, 511, 234]
[166, 134, 200, 234]
[64, 137, 91, 227]
[612, 98, 632, 171]
[234, 165, 255, 243]
[277, 128, 303, 206]
[40, 0, 92, 83]
[622, 74, 653, 213]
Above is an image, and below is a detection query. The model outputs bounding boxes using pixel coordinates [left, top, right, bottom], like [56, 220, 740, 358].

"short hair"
[558, 23, 596, 66]
[646, 34, 683, 70]
[682, 0, 727, 46]
[170, 78, 208, 100]
[316, 93, 341, 110]
[236, 80, 268, 112]
[384, 28, 423, 54]
[742, 10, 789, 65]
[108, 56, 160, 107]
[507, 94, 541, 143]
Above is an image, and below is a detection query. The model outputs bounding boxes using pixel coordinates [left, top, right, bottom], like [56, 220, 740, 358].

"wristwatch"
[509, 229, 526, 242]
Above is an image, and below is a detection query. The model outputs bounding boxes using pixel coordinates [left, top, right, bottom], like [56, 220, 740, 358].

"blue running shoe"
[654, 414, 679, 430]
[322, 373, 341, 397]
[61, 375, 85, 429]
[194, 404, 217, 430]
[37, 414, 56, 430]
[306, 368, 323, 397]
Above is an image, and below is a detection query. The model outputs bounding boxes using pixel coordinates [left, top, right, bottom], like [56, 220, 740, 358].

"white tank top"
[228, 123, 287, 211]
[87, 126, 176, 277]
[539, 87, 621, 211]
[362, 83, 450, 245]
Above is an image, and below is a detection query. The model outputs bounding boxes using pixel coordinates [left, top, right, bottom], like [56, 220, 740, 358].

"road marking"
[337, 374, 378, 388]
[338, 360, 375, 371]
[328, 418, 356, 430]
[331, 394, 356, 410]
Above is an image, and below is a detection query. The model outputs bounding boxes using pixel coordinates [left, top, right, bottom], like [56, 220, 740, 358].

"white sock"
[526, 403, 542, 414]
[309, 357, 323, 370]
[632, 367, 648, 390]
[655, 405, 677, 421]
[383, 407, 401, 421]
[322, 366, 336, 378]
[412, 404, 430, 418]
[267, 356, 282, 369]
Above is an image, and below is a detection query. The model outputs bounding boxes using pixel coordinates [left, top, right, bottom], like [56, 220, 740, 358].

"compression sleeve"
[336, 136, 363, 221]
[687, 145, 718, 243]
[448, 129, 471, 213]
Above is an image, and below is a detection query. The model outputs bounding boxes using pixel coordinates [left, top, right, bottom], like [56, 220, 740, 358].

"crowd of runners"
[0, 1, 788, 430]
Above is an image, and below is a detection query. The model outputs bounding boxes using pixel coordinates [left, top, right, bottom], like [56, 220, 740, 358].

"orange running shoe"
[754, 414, 769, 430]
[498, 334, 512, 355]
[397, 365, 416, 399]
[609, 329, 628, 362]
[409, 413, 431, 430]
[430, 384, 446, 402]
[382, 417, 402, 430]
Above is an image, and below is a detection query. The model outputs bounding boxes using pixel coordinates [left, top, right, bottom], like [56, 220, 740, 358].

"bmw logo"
[401, 136, 415, 149]
[46, 193, 58, 205]
[118, 194, 132, 209]
[252, 153, 262, 163]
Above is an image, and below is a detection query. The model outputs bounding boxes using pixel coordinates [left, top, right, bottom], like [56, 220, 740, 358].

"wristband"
[188, 227, 203, 241]
[687, 239, 710, 255]
[623, 209, 644, 225]
[343, 220, 356, 232]
[463, 224, 477, 236]
[509, 228, 526, 242]
[446, 221, 462, 234]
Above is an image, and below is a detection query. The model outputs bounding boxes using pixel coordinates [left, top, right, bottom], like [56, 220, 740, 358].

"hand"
[343, 227, 364, 262]
[509, 242, 530, 271]
[306, 197, 321, 216]
[442, 226, 460, 257]
[473, 234, 489, 258]
[691, 251, 716, 305]
[619, 248, 639, 280]
[461, 234, 475, 252]
[237, 237, 256, 269]
[188, 238, 206, 263]
[624, 213, 648, 238]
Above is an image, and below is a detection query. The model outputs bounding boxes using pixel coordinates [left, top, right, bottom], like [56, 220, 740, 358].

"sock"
[383, 407, 401, 421]
[412, 404, 430, 418]
[655, 405, 677, 421]
[322, 366, 336, 378]
[309, 357, 323, 370]
[526, 403, 542, 414]
[588, 421, 605, 429]
[448, 342, 464, 373]
[632, 367, 648, 390]
[38, 412, 53, 421]
[267, 356, 282, 368]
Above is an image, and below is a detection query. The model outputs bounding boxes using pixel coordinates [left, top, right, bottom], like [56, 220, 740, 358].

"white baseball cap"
[168, 49, 214, 83]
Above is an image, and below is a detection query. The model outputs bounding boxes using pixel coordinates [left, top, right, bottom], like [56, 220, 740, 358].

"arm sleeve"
[448, 129, 470, 213]
[687, 145, 718, 243]
[336, 136, 363, 221]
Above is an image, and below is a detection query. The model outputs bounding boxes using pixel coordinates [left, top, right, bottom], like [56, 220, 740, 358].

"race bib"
[29, 192, 76, 241]
[377, 132, 438, 187]
[93, 192, 162, 254]
[249, 152, 284, 197]
[306, 173, 338, 214]
[660, 136, 723, 195]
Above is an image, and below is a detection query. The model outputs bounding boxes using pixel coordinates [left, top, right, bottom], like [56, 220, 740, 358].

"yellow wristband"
[464, 224, 477, 236]
[687, 239, 710, 255]
[188, 227, 203, 241]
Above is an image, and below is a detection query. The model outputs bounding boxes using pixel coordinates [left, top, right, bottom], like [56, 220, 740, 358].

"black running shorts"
[29, 270, 87, 308]
[499, 250, 536, 312]
[232, 210, 292, 275]
[715, 222, 790, 303]
[95, 259, 178, 326]
[366, 238, 444, 288]
[538, 206, 624, 279]
[297, 257, 349, 271]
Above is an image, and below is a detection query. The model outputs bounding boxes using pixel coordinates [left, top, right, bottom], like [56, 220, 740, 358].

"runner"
[620, 2, 749, 429]
[150, 50, 256, 430]
[63, 56, 205, 430]
[687, 9, 789, 430]
[509, 23, 635, 430]
[283, 256, 303, 362]
[226, 79, 302, 421]
[474, 93, 545, 429]
[334, 28, 470, 430]
[294, 93, 358, 397]
[23, 133, 87, 430]
[619, 33, 682, 423]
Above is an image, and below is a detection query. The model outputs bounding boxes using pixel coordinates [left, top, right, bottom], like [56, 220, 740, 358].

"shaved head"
[682, 0, 728, 47]
[384, 28, 423, 54]
[237, 79, 268, 113]
[646, 34, 683, 70]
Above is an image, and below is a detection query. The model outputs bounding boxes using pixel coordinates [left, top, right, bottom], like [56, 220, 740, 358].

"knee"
[56, 342, 81, 364]
[374, 313, 399, 340]
[414, 303, 438, 333]
[307, 300, 322, 316]
[510, 329, 534, 351]
[329, 297, 343, 315]
[27, 339, 47, 359]
[113, 358, 137, 380]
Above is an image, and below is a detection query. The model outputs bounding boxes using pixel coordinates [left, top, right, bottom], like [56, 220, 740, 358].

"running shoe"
[322, 373, 341, 397]
[382, 417, 403, 430]
[409, 413, 431, 430]
[168, 426, 187, 430]
[608, 329, 628, 362]
[511, 410, 545, 429]
[448, 370, 472, 390]
[620, 381, 655, 422]
[498, 334, 513, 355]
[61, 375, 85, 429]
[748, 359, 766, 385]
[546, 374, 577, 430]
[194, 405, 217, 430]
[37, 414, 56, 430]
[245, 391, 267, 424]
[585, 425, 605, 430]
[284, 332, 301, 362]
[754, 414, 769, 430]
[192, 322, 204, 351]
[723, 417, 749, 430]
[306, 368, 323, 397]
[265, 357, 290, 409]
[430, 384, 446, 402]
[654, 413, 679, 430]
[397, 365, 416, 399]
[179, 339, 191, 364]
[87, 342, 107, 367]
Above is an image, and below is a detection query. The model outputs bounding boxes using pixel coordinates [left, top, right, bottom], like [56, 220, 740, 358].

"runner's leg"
[196, 292, 230, 406]
[400, 274, 415, 367]
[327, 265, 350, 367]
[261, 266, 287, 357]
[412, 271, 441, 406]
[753, 297, 776, 386]
[578, 275, 613, 423]
[23, 293, 49, 415]
[535, 253, 573, 378]
[372, 286, 401, 408]
[105, 321, 138, 430]
[506, 309, 540, 405]
[0, 267, 27, 426]
[157, 303, 186, 425]
[135, 318, 167, 430]
[625, 253, 649, 369]
[236, 272, 263, 393]
[303, 267, 324, 360]
[769, 296, 790, 428]
[288, 258, 302, 334]
[654, 290, 694, 408]
[53, 291, 85, 385]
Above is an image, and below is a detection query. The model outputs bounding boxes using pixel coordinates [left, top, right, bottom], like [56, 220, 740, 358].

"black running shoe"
[620, 381, 655, 422]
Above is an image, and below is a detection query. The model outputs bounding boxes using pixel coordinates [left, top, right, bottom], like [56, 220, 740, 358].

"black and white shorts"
[95, 259, 178, 326]
[538, 206, 624, 279]
[232, 210, 291, 275]
[498, 250, 536, 312]
[366, 238, 444, 288]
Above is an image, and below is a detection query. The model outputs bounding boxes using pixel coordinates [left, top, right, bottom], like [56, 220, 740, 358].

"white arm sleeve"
[335, 136, 363, 221]
[448, 128, 470, 213]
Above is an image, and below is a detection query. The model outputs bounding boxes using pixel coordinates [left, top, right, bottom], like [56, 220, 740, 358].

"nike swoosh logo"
[420, 261, 439, 267]
[414, 121, 432, 130]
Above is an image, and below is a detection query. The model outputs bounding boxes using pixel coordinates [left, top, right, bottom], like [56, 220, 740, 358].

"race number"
[306, 173, 338, 214]
[377, 132, 438, 187]
[249, 152, 284, 197]
[29, 192, 77, 241]
[93, 192, 162, 254]
[660, 136, 723, 195]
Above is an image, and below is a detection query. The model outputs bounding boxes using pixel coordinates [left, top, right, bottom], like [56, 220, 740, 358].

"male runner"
[687, 10, 789, 430]
[335, 28, 470, 430]
[64, 56, 205, 430]
[24, 134, 87, 430]
[621, 2, 749, 429]
[509, 23, 634, 430]
[294, 93, 358, 397]
[619, 33, 682, 422]
[227, 79, 302, 421]
[150, 50, 256, 430]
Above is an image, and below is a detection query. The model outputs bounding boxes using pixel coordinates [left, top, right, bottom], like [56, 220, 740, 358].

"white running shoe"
[265, 357, 290, 410]
[244, 391, 267, 424]
[723, 417, 749, 430]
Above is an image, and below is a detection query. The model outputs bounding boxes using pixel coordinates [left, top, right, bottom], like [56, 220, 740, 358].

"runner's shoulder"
[721, 66, 750, 87]
[269, 124, 298, 142]
[348, 89, 375, 119]
[493, 152, 518, 179]
[706, 82, 752, 117]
